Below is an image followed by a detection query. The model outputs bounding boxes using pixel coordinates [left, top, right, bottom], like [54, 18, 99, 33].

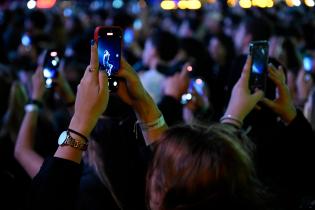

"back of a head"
[243, 17, 272, 42]
[26, 10, 47, 31]
[149, 30, 179, 62]
[147, 124, 262, 210]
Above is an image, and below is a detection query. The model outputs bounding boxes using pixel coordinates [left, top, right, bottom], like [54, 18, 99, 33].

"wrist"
[164, 92, 182, 101]
[28, 99, 44, 109]
[280, 107, 297, 124]
[220, 114, 243, 128]
[133, 93, 161, 122]
[69, 115, 95, 137]
[223, 107, 246, 123]
[31, 95, 43, 103]
[24, 104, 40, 113]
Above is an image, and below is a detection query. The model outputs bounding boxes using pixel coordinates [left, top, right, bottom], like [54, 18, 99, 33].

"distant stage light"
[188, 0, 201, 9]
[113, 0, 124, 9]
[37, 0, 57, 9]
[227, 0, 237, 7]
[292, 0, 301, 6]
[305, 0, 315, 6]
[161, 0, 176, 10]
[239, 0, 252, 8]
[285, 0, 294, 6]
[267, 0, 274, 7]
[27, 0, 36, 9]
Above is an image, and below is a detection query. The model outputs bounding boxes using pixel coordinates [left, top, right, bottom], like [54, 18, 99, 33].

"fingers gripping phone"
[249, 40, 269, 93]
[94, 26, 122, 92]
[43, 49, 60, 88]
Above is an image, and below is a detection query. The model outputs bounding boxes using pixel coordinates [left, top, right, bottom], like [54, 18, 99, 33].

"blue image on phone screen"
[252, 47, 267, 74]
[98, 33, 121, 76]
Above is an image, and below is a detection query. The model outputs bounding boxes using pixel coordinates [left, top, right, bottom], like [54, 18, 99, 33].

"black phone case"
[249, 40, 269, 93]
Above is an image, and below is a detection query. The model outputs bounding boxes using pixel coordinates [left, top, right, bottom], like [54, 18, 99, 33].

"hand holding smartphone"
[249, 40, 269, 93]
[94, 26, 122, 92]
[43, 49, 61, 89]
[181, 78, 205, 105]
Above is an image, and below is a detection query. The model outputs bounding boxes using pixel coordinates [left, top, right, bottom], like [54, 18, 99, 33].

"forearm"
[15, 111, 44, 178]
[133, 92, 162, 122]
[133, 92, 168, 146]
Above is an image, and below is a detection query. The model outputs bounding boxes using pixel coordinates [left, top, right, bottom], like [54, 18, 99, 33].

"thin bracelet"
[68, 128, 88, 142]
[220, 115, 243, 128]
[137, 115, 166, 131]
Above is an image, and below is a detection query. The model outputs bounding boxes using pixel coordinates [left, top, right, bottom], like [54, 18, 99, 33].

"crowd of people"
[1, 1, 315, 210]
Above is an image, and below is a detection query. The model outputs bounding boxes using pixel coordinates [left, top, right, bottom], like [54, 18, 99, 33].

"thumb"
[260, 97, 275, 109]
[252, 89, 264, 101]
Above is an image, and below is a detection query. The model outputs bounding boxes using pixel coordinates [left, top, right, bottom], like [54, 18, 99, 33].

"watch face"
[58, 131, 68, 145]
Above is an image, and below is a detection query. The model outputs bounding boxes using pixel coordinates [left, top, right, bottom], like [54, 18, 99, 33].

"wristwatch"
[58, 131, 88, 151]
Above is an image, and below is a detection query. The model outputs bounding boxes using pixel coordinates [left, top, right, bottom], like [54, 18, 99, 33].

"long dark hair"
[147, 124, 265, 210]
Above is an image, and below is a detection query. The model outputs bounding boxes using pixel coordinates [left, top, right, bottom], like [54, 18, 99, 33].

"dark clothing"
[27, 157, 81, 210]
[158, 95, 183, 126]
[79, 164, 120, 210]
[0, 135, 31, 210]
[246, 109, 315, 210]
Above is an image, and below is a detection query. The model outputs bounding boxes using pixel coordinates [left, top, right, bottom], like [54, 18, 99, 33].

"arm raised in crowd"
[221, 56, 264, 128]
[116, 58, 168, 146]
[261, 64, 297, 124]
[14, 55, 77, 178]
[54, 41, 109, 163]
[261, 64, 315, 147]
[27, 40, 109, 210]
[54, 60, 76, 114]
[14, 66, 45, 178]
[158, 63, 190, 125]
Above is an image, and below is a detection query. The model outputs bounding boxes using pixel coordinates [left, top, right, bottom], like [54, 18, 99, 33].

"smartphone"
[43, 49, 60, 88]
[180, 78, 205, 105]
[249, 40, 269, 92]
[94, 26, 122, 77]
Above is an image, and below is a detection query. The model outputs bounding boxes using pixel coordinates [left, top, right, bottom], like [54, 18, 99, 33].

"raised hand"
[54, 60, 75, 105]
[163, 62, 190, 100]
[223, 56, 264, 126]
[115, 58, 162, 123]
[261, 64, 297, 124]
[69, 41, 109, 137]
[31, 65, 45, 102]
